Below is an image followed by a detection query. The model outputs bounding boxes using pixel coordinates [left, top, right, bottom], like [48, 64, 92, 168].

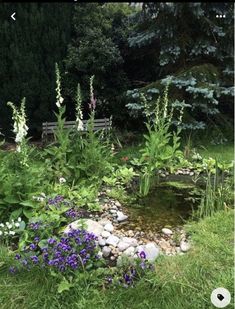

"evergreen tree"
[126, 3, 234, 135]
[0, 3, 73, 137]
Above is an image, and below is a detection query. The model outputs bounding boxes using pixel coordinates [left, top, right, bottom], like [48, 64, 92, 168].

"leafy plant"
[139, 83, 184, 196]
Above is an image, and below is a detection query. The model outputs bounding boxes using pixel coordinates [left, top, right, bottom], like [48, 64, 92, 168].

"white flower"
[6, 222, 9, 226]
[18, 217, 22, 222]
[59, 177, 66, 184]
[7, 224, 13, 229]
[15, 223, 20, 228]
[0, 231, 2, 236]
[9, 231, 15, 235]
[4, 231, 8, 235]
[41, 193, 46, 198]
[76, 118, 84, 131]
[0, 223, 4, 228]
[37, 197, 44, 202]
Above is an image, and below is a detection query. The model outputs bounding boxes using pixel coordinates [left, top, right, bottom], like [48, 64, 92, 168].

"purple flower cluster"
[28, 222, 41, 230]
[105, 250, 154, 288]
[48, 195, 64, 205]
[12, 229, 100, 275]
[65, 208, 87, 219]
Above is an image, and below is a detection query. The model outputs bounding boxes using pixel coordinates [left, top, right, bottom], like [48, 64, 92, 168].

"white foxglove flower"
[18, 217, 22, 222]
[9, 231, 15, 235]
[0, 223, 4, 228]
[15, 223, 20, 228]
[7, 224, 13, 229]
[6, 222, 9, 226]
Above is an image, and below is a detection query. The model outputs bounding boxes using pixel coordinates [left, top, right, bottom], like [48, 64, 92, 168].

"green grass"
[0, 210, 233, 309]
[197, 144, 234, 163]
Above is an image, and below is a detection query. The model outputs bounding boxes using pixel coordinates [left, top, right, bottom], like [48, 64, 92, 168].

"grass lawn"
[114, 141, 234, 164]
[0, 210, 233, 309]
[197, 144, 234, 163]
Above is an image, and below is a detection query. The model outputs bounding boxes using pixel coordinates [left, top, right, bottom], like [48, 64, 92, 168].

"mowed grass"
[0, 210, 233, 309]
[197, 143, 234, 163]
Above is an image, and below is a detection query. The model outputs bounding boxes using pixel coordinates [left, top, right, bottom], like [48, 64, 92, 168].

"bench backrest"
[42, 118, 111, 136]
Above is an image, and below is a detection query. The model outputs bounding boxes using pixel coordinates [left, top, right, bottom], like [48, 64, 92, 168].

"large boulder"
[64, 219, 104, 237]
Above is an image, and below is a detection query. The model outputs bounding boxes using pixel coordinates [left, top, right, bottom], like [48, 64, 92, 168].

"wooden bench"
[42, 118, 112, 140]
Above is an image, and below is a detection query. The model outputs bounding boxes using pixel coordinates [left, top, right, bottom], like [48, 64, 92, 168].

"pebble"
[162, 228, 173, 236]
[106, 235, 120, 247]
[102, 246, 111, 258]
[117, 211, 128, 222]
[104, 223, 114, 232]
[117, 241, 130, 252]
[180, 240, 191, 252]
[101, 231, 111, 238]
[98, 237, 106, 247]
[123, 246, 135, 257]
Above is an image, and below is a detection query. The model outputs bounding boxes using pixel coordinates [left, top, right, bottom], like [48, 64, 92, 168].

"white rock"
[98, 237, 106, 247]
[135, 245, 145, 255]
[123, 246, 135, 257]
[162, 228, 173, 236]
[180, 241, 191, 252]
[64, 219, 103, 237]
[101, 231, 111, 238]
[117, 241, 130, 252]
[102, 246, 111, 258]
[144, 242, 160, 261]
[115, 201, 121, 207]
[99, 219, 112, 226]
[117, 211, 128, 222]
[106, 235, 120, 247]
[104, 223, 114, 233]
[110, 209, 117, 214]
[122, 237, 138, 247]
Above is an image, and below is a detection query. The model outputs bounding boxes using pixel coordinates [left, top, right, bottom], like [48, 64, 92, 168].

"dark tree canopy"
[0, 3, 233, 138]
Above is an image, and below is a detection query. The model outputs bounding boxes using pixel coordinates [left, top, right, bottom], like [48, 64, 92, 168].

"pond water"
[120, 183, 198, 233]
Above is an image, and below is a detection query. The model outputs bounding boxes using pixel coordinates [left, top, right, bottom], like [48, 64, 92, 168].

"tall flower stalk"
[139, 82, 184, 196]
[75, 83, 84, 132]
[7, 98, 29, 166]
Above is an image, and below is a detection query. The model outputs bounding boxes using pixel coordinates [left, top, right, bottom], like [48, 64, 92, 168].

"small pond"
[120, 181, 199, 233]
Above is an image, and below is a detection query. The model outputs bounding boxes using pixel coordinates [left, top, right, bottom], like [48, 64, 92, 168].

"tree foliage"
[126, 3, 234, 132]
[0, 4, 73, 137]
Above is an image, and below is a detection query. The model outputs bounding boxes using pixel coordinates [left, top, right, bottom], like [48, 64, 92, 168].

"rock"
[162, 228, 173, 236]
[106, 235, 120, 247]
[64, 219, 103, 237]
[127, 230, 134, 237]
[117, 241, 130, 252]
[115, 201, 121, 207]
[123, 246, 135, 257]
[101, 231, 111, 238]
[110, 209, 117, 214]
[102, 246, 111, 258]
[98, 237, 106, 247]
[122, 237, 138, 247]
[104, 223, 114, 233]
[117, 211, 128, 222]
[98, 219, 112, 226]
[135, 245, 145, 255]
[143, 242, 160, 261]
[180, 241, 191, 252]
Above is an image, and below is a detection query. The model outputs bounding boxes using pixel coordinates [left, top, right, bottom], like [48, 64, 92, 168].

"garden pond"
[120, 178, 200, 233]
